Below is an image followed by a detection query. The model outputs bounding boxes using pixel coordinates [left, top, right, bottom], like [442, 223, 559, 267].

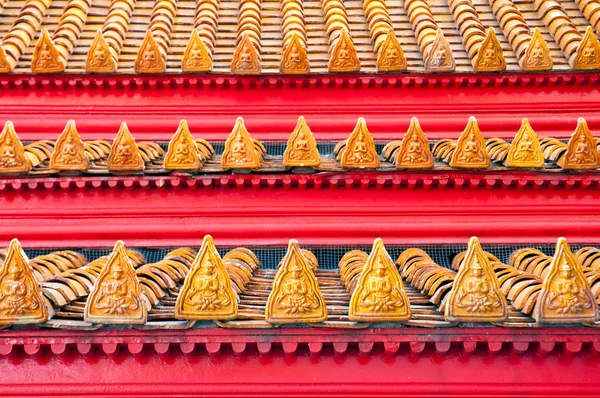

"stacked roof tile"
[0, 0, 599, 73]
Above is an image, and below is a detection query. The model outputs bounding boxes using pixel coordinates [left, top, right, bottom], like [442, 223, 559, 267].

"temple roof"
[0, 0, 598, 74]
[2, 236, 600, 330]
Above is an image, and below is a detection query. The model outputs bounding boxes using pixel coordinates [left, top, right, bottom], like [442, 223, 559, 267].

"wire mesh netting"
[22, 243, 591, 270]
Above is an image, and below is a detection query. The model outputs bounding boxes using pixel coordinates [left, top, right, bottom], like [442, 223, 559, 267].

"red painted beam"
[0, 181, 599, 247]
[0, 73, 599, 141]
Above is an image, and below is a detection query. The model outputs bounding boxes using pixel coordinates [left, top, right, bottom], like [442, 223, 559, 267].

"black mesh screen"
[22, 243, 583, 270]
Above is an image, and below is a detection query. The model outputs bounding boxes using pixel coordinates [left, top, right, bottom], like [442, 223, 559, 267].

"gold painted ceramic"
[164, 120, 202, 170]
[84, 240, 148, 324]
[396, 117, 434, 169]
[0, 121, 31, 174]
[340, 117, 380, 169]
[86, 30, 117, 73]
[265, 239, 327, 323]
[506, 118, 544, 168]
[134, 30, 166, 74]
[329, 29, 361, 73]
[221, 117, 261, 169]
[425, 29, 455, 72]
[522, 28, 553, 71]
[107, 122, 145, 172]
[31, 29, 64, 73]
[449, 117, 490, 169]
[182, 29, 212, 73]
[175, 235, 238, 320]
[473, 28, 506, 72]
[231, 32, 261, 74]
[534, 238, 598, 323]
[282, 116, 320, 167]
[445, 237, 508, 322]
[50, 120, 90, 171]
[376, 30, 407, 72]
[280, 32, 310, 74]
[349, 238, 411, 321]
[561, 118, 599, 170]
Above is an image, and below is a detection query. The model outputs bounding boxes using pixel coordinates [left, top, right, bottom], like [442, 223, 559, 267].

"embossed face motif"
[191, 45, 204, 60]
[94, 48, 106, 62]
[583, 44, 596, 59]
[433, 44, 446, 65]
[112, 266, 123, 279]
[484, 43, 496, 60]
[8, 265, 22, 280]
[374, 259, 386, 277]
[339, 42, 349, 60]
[240, 50, 251, 64]
[143, 48, 155, 61]
[386, 47, 397, 61]
[201, 260, 215, 276]
[117, 143, 131, 156]
[471, 260, 483, 278]
[532, 43, 543, 59]
[40, 44, 51, 60]
[290, 44, 300, 63]
[559, 263, 573, 279]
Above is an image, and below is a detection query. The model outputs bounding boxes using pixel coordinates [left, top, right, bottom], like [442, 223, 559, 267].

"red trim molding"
[0, 328, 599, 397]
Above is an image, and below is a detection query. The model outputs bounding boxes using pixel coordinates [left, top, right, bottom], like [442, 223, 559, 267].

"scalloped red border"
[0, 72, 598, 90]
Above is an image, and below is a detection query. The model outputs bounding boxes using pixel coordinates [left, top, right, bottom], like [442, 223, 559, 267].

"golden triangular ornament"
[175, 235, 237, 320]
[31, 29, 64, 73]
[377, 30, 407, 72]
[164, 120, 202, 170]
[522, 28, 553, 71]
[0, 45, 11, 73]
[86, 30, 117, 73]
[282, 116, 320, 167]
[506, 119, 544, 168]
[329, 29, 361, 73]
[445, 237, 507, 322]
[573, 26, 600, 70]
[450, 117, 490, 168]
[266, 239, 327, 323]
[107, 123, 145, 171]
[340, 118, 380, 169]
[182, 29, 212, 73]
[534, 238, 597, 323]
[84, 241, 148, 324]
[0, 121, 31, 174]
[425, 29, 455, 72]
[349, 238, 411, 321]
[0, 239, 49, 325]
[134, 31, 166, 74]
[561, 118, 599, 170]
[396, 117, 434, 169]
[473, 28, 506, 72]
[231, 33, 261, 74]
[50, 120, 90, 171]
[280, 32, 310, 74]
[221, 117, 261, 169]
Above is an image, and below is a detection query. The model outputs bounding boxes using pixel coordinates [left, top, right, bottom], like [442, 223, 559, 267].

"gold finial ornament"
[175, 235, 237, 320]
[282, 116, 320, 167]
[396, 117, 434, 169]
[0, 121, 31, 174]
[31, 29, 64, 74]
[280, 32, 310, 74]
[265, 239, 327, 323]
[134, 31, 166, 74]
[329, 29, 361, 73]
[164, 120, 202, 170]
[107, 123, 145, 172]
[349, 238, 411, 322]
[50, 120, 89, 171]
[445, 237, 508, 322]
[86, 30, 117, 73]
[450, 117, 490, 169]
[84, 241, 148, 324]
[0, 45, 10, 73]
[573, 26, 600, 70]
[473, 28, 506, 72]
[182, 30, 212, 73]
[340, 118, 380, 169]
[522, 28, 553, 71]
[506, 119, 544, 168]
[221, 117, 261, 169]
[425, 29, 455, 73]
[534, 238, 598, 323]
[231, 33, 261, 74]
[560, 118, 599, 170]
[0, 239, 49, 325]
[376, 30, 407, 72]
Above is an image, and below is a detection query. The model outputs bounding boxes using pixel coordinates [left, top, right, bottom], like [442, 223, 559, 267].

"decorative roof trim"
[1, 171, 600, 192]
[0, 72, 599, 91]
[0, 327, 597, 357]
